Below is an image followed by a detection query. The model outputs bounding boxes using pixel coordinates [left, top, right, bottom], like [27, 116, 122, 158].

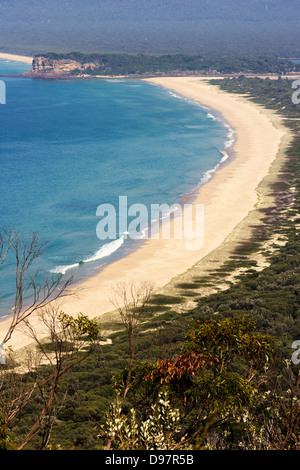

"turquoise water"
[0, 59, 234, 317]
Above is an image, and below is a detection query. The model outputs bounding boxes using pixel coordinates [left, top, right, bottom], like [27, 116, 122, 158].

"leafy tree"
[102, 317, 275, 449]
[0, 308, 101, 450]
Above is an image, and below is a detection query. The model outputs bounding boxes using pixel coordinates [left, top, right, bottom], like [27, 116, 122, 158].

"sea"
[0, 59, 234, 318]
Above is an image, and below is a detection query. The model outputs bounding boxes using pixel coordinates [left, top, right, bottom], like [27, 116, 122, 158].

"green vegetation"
[1, 76, 300, 450]
[38, 52, 300, 76]
[102, 317, 275, 450]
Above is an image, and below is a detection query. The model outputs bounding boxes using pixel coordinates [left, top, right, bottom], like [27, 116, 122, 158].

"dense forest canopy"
[32, 52, 300, 76]
[0, 0, 299, 56]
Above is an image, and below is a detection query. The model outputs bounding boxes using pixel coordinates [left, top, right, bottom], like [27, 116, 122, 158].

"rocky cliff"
[24, 56, 101, 78]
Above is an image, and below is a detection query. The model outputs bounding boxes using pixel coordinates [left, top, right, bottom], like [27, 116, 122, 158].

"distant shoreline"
[1, 51, 300, 80]
[0, 52, 33, 64]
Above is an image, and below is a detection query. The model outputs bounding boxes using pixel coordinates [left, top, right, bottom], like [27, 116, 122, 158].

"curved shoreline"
[0, 76, 290, 351]
[46, 93, 235, 280]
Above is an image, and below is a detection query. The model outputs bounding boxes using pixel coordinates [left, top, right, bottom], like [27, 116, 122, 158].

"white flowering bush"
[102, 391, 187, 450]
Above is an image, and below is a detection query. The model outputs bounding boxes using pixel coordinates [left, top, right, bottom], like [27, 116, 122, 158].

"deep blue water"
[0, 59, 234, 317]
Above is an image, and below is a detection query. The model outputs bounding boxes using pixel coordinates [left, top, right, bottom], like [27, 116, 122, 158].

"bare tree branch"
[110, 281, 155, 403]
[1, 231, 75, 345]
[0, 228, 16, 268]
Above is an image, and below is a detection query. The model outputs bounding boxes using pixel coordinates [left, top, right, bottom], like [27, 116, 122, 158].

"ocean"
[0, 59, 234, 317]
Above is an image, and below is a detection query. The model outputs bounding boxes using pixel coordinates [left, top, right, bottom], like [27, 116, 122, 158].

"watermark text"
[292, 79, 300, 105]
[96, 196, 204, 251]
[291, 340, 300, 365]
[0, 80, 6, 105]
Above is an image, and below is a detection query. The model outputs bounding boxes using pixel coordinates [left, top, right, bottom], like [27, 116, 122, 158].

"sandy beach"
[0, 76, 289, 351]
[0, 52, 33, 64]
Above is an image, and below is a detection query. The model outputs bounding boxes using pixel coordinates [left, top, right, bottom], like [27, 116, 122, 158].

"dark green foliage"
[36, 52, 300, 76]
[113, 317, 276, 449]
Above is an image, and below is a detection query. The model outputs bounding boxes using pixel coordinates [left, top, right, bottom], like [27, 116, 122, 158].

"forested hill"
[27, 53, 300, 78]
[0, 0, 299, 57]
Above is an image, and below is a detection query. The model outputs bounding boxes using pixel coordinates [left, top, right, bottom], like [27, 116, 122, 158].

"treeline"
[37, 52, 300, 76]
